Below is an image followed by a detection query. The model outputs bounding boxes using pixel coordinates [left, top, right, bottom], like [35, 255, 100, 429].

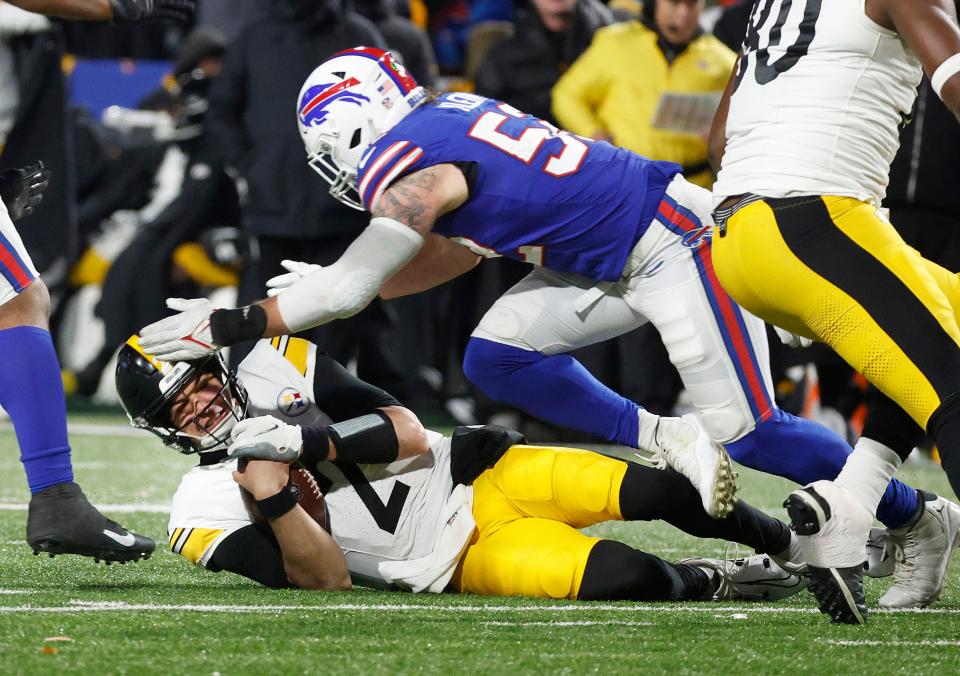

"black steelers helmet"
[115, 335, 247, 454]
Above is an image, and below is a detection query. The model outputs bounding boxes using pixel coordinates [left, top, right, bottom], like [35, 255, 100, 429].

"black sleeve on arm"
[301, 410, 400, 466]
[311, 354, 401, 421]
[207, 524, 292, 589]
[452, 161, 478, 192]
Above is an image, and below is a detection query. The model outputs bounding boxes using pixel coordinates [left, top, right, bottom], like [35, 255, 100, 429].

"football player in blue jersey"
[0, 0, 195, 564]
[139, 47, 958, 606]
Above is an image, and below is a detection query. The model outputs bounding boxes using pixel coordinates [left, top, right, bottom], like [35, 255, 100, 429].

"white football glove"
[228, 416, 303, 463]
[138, 297, 219, 361]
[773, 326, 813, 349]
[265, 259, 323, 297]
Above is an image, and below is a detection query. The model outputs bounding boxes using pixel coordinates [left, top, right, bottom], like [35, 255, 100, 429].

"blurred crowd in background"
[3, 0, 958, 450]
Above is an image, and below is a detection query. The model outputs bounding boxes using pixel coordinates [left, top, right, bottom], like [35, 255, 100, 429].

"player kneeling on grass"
[116, 334, 809, 601]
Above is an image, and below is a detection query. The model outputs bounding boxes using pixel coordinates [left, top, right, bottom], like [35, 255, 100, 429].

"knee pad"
[698, 399, 756, 444]
[473, 290, 554, 351]
[473, 304, 527, 345]
[472, 296, 573, 355]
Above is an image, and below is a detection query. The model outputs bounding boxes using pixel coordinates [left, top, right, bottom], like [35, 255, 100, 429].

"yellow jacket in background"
[552, 22, 735, 187]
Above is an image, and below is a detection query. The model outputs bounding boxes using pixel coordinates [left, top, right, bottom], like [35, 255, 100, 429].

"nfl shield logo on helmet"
[298, 78, 370, 126]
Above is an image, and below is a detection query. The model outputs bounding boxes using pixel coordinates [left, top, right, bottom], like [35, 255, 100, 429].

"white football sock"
[637, 408, 661, 452]
[777, 531, 804, 566]
[834, 437, 902, 514]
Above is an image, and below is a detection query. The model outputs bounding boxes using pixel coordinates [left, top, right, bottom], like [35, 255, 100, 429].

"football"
[238, 460, 330, 532]
[290, 462, 331, 533]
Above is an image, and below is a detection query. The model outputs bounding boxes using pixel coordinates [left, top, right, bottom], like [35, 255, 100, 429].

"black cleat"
[808, 566, 868, 625]
[785, 489, 868, 625]
[26, 482, 155, 563]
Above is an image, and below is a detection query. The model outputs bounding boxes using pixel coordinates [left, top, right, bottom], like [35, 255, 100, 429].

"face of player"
[531, 0, 577, 31]
[169, 371, 233, 441]
[654, 0, 703, 47]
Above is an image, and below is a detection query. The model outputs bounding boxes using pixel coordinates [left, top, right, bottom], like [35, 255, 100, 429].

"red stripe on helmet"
[329, 46, 418, 95]
[300, 77, 361, 118]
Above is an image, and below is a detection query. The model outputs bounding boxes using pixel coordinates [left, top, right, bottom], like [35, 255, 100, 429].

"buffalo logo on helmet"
[298, 77, 370, 126]
[277, 387, 309, 416]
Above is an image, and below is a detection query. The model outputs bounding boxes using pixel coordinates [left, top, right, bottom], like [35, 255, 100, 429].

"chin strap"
[198, 449, 230, 465]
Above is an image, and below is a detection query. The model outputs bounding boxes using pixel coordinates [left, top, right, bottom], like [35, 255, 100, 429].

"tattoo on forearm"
[372, 166, 443, 234]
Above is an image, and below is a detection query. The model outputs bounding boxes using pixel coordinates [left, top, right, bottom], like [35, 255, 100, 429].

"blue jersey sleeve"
[358, 93, 681, 281]
[357, 140, 426, 211]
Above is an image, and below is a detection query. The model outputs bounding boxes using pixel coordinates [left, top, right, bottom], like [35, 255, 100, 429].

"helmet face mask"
[306, 146, 363, 210]
[116, 337, 248, 455]
[296, 47, 425, 210]
[164, 364, 247, 453]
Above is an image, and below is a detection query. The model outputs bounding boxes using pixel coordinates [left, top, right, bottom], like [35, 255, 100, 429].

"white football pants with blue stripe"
[463, 175, 920, 529]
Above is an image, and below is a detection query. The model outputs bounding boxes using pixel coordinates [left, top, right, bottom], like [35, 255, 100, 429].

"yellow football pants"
[450, 445, 628, 600]
[712, 195, 960, 428]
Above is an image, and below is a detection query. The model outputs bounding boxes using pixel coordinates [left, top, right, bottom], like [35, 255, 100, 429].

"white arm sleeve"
[276, 217, 424, 333]
[932, 53, 960, 99]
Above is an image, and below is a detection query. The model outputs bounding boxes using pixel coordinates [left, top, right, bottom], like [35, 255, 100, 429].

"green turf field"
[0, 415, 958, 674]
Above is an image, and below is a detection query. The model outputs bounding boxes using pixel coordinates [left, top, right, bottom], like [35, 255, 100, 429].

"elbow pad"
[277, 217, 423, 332]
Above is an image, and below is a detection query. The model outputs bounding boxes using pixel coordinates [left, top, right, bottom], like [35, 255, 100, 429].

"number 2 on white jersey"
[467, 103, 588, 177]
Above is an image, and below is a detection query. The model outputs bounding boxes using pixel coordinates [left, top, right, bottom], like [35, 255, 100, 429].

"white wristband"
[932, 52, 960, 98]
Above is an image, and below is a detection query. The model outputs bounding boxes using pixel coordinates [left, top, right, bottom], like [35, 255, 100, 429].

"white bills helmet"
[296, 46, 425, 210]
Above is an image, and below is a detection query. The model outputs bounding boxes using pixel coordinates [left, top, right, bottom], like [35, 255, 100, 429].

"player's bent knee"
[463, 337, 542, 401]
[0, 279, 49, 331]
[578, 540, 682, 601]
[723, 408, 789, 465]
[462, 337, 503, 395]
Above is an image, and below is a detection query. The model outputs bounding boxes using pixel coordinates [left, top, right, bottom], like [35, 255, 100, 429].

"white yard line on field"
[824, 639, 960, 647]
[0, 601, 956, 615]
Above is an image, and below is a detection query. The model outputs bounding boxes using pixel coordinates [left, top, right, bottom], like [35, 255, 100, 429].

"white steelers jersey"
[167, 337, 474, 593]
[239, 336, 330, 426]
[713, 0, 922, 207]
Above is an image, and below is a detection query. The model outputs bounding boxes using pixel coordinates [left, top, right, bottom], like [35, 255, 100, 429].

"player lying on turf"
[116, 334, 811, 601]
[137, 47, 956, 607]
